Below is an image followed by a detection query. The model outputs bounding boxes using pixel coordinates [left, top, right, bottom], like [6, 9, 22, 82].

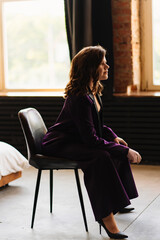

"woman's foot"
[119, 207, 135, 213]
[102, 213, 119, 233]
[99, 213, 128, 238]
[99, 213, 128, 239]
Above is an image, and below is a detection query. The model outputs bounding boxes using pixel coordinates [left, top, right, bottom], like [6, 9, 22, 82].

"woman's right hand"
[127, 148, 142, 164]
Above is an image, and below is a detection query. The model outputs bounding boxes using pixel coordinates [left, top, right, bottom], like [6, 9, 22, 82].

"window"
[141, 0, 160, 90]
[0, 0, 70, 94]
[152, 0, 160, 86]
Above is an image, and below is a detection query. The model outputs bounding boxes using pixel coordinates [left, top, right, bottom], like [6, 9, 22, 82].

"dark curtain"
[64, 0, 114, 98]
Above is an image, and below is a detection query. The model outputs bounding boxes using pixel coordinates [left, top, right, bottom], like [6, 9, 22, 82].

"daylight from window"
[152, 0, 160, 85]
[3, 0, 70, 90]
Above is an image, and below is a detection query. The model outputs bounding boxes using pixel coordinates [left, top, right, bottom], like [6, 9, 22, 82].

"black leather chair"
[18, 108, 88, 231]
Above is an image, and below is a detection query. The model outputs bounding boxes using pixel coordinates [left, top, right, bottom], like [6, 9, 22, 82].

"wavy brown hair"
[64, 45, 106, 98]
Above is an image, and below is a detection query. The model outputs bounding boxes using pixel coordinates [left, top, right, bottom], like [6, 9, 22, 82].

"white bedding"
[0, 141, 29, 180]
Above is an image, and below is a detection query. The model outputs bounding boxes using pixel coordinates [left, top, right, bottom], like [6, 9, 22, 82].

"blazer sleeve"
[102, 125, 118, 141]
[69, 95, 128, 155]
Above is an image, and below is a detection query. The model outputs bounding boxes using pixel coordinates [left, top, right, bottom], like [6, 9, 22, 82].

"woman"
[42, 45, 141, 239]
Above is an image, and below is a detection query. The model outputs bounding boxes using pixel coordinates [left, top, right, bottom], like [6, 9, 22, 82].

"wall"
[112, 0, 141, 93]
[0, 96, 63, 157]
[0, 96, 160, 165]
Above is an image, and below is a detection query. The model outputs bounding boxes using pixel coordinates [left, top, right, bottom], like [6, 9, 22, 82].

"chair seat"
[30, 154, 80, 170]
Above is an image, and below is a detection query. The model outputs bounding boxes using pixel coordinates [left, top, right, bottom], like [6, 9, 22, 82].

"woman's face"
[97, 56, 109, 80]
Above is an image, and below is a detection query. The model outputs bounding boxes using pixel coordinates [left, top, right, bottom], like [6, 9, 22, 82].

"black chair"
[18, 108, 88, 231]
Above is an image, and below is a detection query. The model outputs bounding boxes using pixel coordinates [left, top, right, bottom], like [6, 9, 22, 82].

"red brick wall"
[131, 0, 141, 91]
[112, 0, 140, 93]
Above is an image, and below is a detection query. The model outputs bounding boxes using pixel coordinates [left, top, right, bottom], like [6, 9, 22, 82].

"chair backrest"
[18, 108, 47, 159]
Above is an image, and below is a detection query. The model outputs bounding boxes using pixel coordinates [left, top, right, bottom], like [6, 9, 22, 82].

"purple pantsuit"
[42, 93, 138, 221]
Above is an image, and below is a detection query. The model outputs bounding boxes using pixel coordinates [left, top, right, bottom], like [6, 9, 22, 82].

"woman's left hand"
[114, 137, 128, 146]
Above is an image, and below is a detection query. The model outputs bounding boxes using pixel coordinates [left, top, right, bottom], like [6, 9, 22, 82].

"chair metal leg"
[74, 169, 88, 232]
[50, 169, 53, 213]
[31, 169, 42, 228]
[99, 223, 102, 234]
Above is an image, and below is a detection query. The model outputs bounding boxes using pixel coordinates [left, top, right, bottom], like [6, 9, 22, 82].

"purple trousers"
[42, 142, 138, 221]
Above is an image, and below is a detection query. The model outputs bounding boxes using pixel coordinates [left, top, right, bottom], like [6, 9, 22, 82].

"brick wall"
[131, 0, 141, 91]
[112, 0, 141, 93]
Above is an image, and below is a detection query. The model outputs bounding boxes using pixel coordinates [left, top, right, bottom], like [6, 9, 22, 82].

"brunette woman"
[42, 45, 141, 239]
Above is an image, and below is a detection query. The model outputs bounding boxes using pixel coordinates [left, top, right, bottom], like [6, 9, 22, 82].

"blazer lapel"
[88, 93, 102, 113]
[88, 92, 102, 137]
[88, 93, 94, 102]
[97, 94, 103, 108]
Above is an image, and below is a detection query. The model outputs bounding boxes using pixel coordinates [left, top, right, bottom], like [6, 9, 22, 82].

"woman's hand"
[114, 137, 128, 146]
[127, 148, 142, 164]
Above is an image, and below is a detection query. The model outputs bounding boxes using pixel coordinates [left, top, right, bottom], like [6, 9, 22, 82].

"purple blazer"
[42, 93, 129, 156]
[42, 93, 137, 221]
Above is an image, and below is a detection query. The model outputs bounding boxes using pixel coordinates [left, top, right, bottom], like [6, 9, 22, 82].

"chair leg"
[74, 169, 88, 232]
[99, 223, 102, 234]
[31, 169, 42, 228]
[50, 169, 53, 213]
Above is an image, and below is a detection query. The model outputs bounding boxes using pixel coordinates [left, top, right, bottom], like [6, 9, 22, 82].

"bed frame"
[0, 171, 22, 187]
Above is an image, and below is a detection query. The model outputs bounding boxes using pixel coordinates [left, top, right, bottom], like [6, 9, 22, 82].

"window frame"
[141, 0, 160, 91]
[0, 0, 68, 95]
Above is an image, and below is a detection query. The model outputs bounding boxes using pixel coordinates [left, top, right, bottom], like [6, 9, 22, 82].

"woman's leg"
[82, 149, 131, 221]
[42, 142, 138, 221]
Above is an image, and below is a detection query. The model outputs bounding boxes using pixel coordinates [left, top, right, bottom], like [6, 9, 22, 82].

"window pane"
[3, 0, 70, 89]
[152, 0, 160, 85]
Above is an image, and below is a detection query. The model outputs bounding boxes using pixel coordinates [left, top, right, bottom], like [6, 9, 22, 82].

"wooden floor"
[0, 164, 160, 240]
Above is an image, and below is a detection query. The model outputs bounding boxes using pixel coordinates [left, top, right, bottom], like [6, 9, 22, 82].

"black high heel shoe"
[99, 220, 128, 239]
[119, 207, 135, 213]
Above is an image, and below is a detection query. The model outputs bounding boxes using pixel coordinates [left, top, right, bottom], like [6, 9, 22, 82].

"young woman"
[42, 45, 141, 239]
